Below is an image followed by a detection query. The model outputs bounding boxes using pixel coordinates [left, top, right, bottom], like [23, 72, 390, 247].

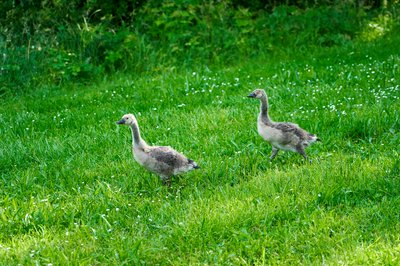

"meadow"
[1, 5, 400, 264]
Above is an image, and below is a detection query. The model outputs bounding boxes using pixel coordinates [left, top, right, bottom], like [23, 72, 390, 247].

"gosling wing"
[272, 122, 309, 140]
[148, 146, 188, 168]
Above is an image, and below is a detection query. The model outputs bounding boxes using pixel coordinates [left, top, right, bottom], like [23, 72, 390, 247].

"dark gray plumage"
[117, 114, 199, 185]
[248, 89, 320, 162]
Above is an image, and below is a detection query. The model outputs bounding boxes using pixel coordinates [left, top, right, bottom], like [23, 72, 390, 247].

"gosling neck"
[130, 123, 147, 148]
[259, 94, 272, 125]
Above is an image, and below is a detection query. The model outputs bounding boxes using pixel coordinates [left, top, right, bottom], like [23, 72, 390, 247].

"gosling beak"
[247, 92, 256, 98]
[116, 119, 125, 125]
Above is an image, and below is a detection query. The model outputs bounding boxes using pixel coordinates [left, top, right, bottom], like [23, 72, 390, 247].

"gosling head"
[247, 89, 266, 99]
[116, 114, 137, 126]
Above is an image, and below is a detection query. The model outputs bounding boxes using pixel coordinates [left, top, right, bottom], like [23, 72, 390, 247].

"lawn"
[1, 36, 399, 264]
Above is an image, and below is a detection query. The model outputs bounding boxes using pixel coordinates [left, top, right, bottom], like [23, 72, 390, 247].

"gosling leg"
[270, 147, 280, 161]
[296, 146, 312, 163]
[161, 176, 172, 187]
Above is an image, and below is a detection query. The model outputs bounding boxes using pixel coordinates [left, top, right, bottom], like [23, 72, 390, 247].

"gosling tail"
[188, 159, 200, 169]
[308, 134, 321, 143]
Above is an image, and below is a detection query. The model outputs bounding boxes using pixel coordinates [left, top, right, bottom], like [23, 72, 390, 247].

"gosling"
[248, 89, 320, 162]
[117, 114, 199, 185]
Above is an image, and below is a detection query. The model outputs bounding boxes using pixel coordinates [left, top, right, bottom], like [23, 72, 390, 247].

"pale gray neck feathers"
[130, 123, 147, 147]
[260, 94, 272, 124]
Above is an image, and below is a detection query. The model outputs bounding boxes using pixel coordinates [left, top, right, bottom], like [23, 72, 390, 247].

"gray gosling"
[248, 89, 320, 162]
[117, 114, 199, 186]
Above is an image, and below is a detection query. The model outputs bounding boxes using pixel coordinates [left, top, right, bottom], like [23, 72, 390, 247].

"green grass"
[1, 36, 399, 265]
